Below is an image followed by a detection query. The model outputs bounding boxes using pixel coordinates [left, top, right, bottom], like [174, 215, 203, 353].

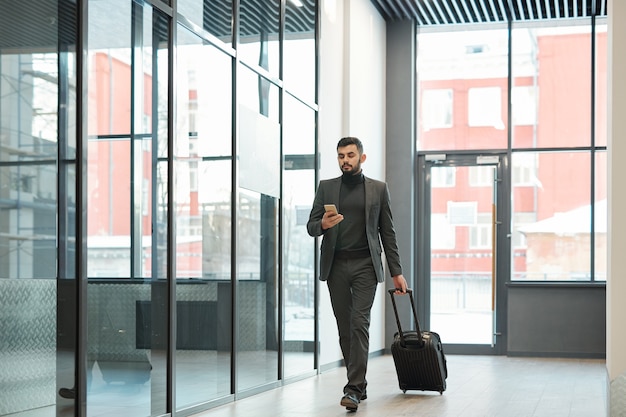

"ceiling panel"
[371, 0, 608, 26]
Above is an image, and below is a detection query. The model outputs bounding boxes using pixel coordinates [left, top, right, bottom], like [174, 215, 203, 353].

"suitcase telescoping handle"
[388, 288, 423, 346]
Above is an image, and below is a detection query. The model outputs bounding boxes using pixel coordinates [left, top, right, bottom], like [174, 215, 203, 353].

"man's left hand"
[392, 275, 408, 294]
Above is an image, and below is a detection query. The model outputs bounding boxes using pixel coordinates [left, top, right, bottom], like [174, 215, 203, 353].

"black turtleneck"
[337, 172, 368, 252]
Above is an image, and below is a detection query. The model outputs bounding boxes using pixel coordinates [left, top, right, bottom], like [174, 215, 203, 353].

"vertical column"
[607, 0, 626, 414]
[384, 20, 415, 345]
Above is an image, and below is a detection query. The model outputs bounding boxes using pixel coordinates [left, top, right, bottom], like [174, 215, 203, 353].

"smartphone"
[324, 204, 338, 214]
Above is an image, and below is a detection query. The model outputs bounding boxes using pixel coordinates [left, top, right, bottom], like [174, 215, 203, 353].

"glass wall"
[236, 65, 281, 391]
[85, 2, 170, 415]
[282, 94, 316, 379]
[417, 29, 510, 151]
[174, 24, 233, 408]
[0, 0, 77, 416]
[2, 0, 318, 416]
[417, 18, 607, 284]
[509, 22, 606, 282]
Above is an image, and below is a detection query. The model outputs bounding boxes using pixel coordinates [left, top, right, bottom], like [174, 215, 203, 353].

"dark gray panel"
[507, 285, 606, 357]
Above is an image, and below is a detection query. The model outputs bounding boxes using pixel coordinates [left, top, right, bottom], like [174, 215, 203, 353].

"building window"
[469, 165, 493, 187]
[468, 86, 503, 129]
[512, 85, 537, 126]
[432, 166, 455, 188]
[421, 89, 453, 130]
[469, 213, 492, 249]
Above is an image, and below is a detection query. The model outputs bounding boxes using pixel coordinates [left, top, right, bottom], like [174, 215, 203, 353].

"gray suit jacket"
[307, 175, 403, 282]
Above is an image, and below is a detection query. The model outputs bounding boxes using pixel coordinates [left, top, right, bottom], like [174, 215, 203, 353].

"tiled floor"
[190, 354, 607, 417]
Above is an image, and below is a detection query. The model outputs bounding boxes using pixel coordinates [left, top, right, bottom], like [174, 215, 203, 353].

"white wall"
[318, 0, 388, 367]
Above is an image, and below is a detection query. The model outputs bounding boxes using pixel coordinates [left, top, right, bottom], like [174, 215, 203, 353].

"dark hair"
[337, 137, 364, 154]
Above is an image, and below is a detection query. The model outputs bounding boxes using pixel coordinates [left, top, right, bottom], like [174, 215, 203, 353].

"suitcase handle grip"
[388, 288, 424, 346]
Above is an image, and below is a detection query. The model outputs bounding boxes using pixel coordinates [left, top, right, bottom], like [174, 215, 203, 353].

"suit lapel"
[331, 177, 342, 206]
[364, 177, 374, 225]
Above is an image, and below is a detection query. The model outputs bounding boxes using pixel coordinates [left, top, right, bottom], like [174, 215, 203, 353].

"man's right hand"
[321, 211, 344, 230]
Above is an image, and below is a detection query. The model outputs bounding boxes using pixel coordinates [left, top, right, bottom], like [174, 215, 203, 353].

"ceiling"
[0, 1, 609, 53]
[0, 0, 317, 52]
[370, 0, 608, 26]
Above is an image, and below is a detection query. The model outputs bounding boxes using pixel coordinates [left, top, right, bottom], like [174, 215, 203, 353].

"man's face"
[337, 144, 365, 175]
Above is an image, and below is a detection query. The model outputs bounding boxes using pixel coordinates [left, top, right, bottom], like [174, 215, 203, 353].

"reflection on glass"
[417, 29, 509, 151]
[511, 25, 591, 148]
[284, 0, 317, 102]
[238, 67, 280, 198]
[177, 26, 233, 158]
[511, 151, 594, 281]
[236, 189, 279, 391]
[87, 0, 132, 137]
[178, 0, 233, 46]
[239, 0, 280, 75]
[238, 65, 280, 121]
[282, 95, 315, 378]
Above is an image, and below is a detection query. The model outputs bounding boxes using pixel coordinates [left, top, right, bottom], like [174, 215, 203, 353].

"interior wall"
[317, 0, 388, 367]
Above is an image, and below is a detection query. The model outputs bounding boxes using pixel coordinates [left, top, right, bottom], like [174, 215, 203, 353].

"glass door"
[417, 153, 509, 355]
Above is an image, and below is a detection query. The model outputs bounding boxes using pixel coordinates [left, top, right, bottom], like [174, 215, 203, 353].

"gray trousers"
[327, 256, 378, 399]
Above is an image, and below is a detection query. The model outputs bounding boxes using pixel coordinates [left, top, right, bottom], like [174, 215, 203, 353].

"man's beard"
[342, 162, 361, 175]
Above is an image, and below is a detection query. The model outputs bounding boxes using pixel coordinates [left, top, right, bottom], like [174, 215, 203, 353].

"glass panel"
[236, 189, 279, 390]
[175, 24, 233, 408]
[155, 15, 170, 161]
[87, 138, 131, 276]
[86, 3, 169, 416]
[594, 151, 607, 281]
[282, 95, 315, 378]
[0, 1, 62, 412]
[239, 0, 280, 76]
[511, 151, 592, 281]
[174, 160, 232, 405]
[177, 26, 233, 158]
[284, 0, 316, 102]
[238, 67, 280, 198]
[417, 29, 509, 151]
[133, 6, 155, 137]
[595, 22, 607, 147]
[511, 24, 591, 148]
[237, 65, 280, 391]
[178, 0, 233, 47]
[87, 0, 132, 137]
[429, 165, 494, 344]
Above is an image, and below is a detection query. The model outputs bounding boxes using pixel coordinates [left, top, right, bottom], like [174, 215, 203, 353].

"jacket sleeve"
[378, 183, 403, 277]
[307, 181, 328, 237]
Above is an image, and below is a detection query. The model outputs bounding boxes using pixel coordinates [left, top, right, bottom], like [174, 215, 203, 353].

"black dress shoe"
[360, 392, 367, 401]
[59, 387, 76, 399]
[340, 393, 359, 411]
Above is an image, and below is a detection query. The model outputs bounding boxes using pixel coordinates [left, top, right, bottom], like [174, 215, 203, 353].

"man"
[307, 136, 407, 412]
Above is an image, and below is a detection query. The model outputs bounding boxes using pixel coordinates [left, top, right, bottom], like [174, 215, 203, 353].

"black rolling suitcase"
[388, 288, 447, 394]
